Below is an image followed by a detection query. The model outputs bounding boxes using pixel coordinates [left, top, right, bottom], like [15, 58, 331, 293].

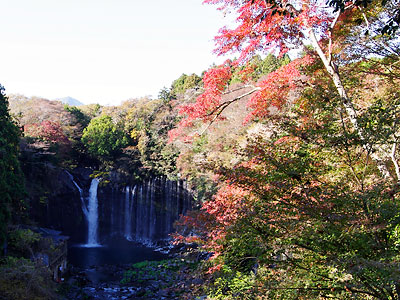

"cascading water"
[124, 186, 136, 241]
[66, 171, 88, 217]
[119, 178, 192, 244]
[95, 178, 191, 244]
[66, 172, 191, 246]
[65, 172, 100, 246]
[86, 178, 100, 246]
[64, 173, 192, 270]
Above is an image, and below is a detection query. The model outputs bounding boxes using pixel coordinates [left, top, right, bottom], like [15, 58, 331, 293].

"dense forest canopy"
[169, 0, 400, 298]
[1, 0, 400, 298]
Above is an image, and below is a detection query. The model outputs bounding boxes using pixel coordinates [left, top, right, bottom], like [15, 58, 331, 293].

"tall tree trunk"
[306, 27, 392, 180]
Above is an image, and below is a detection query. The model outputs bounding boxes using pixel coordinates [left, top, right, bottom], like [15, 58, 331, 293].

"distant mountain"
[54, 96, 84, 106]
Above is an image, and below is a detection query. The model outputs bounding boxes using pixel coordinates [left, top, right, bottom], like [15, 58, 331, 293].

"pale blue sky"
[0, 0, 230, 105]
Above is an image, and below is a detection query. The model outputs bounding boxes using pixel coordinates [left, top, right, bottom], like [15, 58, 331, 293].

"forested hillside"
[166, 1, 400, 298]
[1, 0, 400, 299]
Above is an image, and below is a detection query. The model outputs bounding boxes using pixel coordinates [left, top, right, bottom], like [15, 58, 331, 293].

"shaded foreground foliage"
[0, 227, 60, 300]
[0, 85, 26, 245]
[169, 0, 400, 299]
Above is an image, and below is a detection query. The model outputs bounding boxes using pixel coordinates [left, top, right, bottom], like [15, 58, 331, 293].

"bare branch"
[223, 84, 256, 95]
[358, 6, 370, 30]
[199, 87, 261, 135]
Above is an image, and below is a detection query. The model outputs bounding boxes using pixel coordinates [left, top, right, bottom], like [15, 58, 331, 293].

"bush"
[0, 257, 57, 300]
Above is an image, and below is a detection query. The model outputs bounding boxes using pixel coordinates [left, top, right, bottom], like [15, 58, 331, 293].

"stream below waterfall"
[62, 239, 200, 300]
[64, 238, 171, 299]
[68, 238, 168, 282]
[68, 239, 167, 269]
[61, 174, 192, 299]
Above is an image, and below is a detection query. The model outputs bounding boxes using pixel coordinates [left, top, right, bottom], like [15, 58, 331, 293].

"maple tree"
[170, 0, 400, 180]
[24, 120, 70, 145]
[174, 65, 400, 297]
[168, 1, 400, 298]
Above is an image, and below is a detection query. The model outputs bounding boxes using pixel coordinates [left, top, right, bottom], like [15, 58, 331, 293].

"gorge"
[29, 166, 193, 272]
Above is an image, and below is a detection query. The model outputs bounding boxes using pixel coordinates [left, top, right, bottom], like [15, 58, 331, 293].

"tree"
[168, 1, 400, 298]
[24, 120, 70, 145]
[171, 0, 400, 180]
[64, 104, 91, 129]
[0, 85, 26, 245]
[174, 63, 400, 297]
[81, 115, 129, 160]
[170, 73, 202, 98]
[327, 0, 400, 34]
[230, 53, 291, 83]
[123, 98, 181, 178]
[8, 94, 73, 127]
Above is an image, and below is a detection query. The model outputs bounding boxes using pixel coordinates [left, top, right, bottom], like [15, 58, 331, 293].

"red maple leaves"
[168, 65, 232, 141]
[24, 120, 69, 144]
[169, 0, 332, 141]
[245, 55, 313, 122]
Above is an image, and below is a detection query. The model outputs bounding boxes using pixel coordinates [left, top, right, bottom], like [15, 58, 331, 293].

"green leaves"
[81, 115, 129, 160]
[0, 85, 26, 245]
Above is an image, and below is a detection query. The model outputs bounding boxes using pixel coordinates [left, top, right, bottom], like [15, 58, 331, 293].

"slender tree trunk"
[391, 143, 400, 181]
[306, 27, 392, 180]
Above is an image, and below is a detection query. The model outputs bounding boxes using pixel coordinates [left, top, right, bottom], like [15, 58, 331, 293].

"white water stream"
[67, 172, 191, 246]
[87, 178, 100, 246]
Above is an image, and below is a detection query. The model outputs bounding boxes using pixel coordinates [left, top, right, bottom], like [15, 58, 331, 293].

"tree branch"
[223, 84, 256, 95]
[199, 87, 260, 135]
[328, 11, 341, 66]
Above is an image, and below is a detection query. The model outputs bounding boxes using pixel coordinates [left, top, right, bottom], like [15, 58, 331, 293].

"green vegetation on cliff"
[82, 114, 129, 160]
[0, 85, 26, 245]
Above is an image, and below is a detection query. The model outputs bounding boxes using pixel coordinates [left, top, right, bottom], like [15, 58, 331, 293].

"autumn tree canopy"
[169, 0, 400, 298]
[171, 0, 400, 180]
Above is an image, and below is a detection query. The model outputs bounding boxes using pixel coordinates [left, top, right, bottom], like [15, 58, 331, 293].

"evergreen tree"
[0, 85, 25, 245]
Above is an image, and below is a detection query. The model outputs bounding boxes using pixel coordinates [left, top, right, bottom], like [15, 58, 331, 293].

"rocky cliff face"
[23, 160, 90, 242]
[24, 160, 192, 244]
[97, 178, 192, 244]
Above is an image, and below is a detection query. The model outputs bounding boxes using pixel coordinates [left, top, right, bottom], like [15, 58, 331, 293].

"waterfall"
[86, 178, 100, 246]
[136, 184, 143, 241]
[121, 178, 192, 243]
[149, 179, 155, 240]
[66, 171, 100, 246]
[165, 179, 172, 236]
[124, 186, 136, 241]
[66, 173, 192, 245]
[66, 171, 88, 217]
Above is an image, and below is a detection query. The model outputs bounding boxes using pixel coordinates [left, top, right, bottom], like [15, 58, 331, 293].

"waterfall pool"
[64, 175, 187, 285]
[68, 238, 168, 269]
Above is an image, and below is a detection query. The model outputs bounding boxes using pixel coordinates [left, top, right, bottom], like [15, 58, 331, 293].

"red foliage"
[168, 65, 232, 142]
[169, 54, 313, 143]
[203, 183, 251, 226]
[206, 0, 331, 60]
[169, 0, 332, 140]
[24, 120, 69, 144]
[244, 55, 313, 123]
[167, 0, 374, 143]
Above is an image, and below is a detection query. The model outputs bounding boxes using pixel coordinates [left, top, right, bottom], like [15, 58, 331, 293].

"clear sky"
[0, 0, 231, 105]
